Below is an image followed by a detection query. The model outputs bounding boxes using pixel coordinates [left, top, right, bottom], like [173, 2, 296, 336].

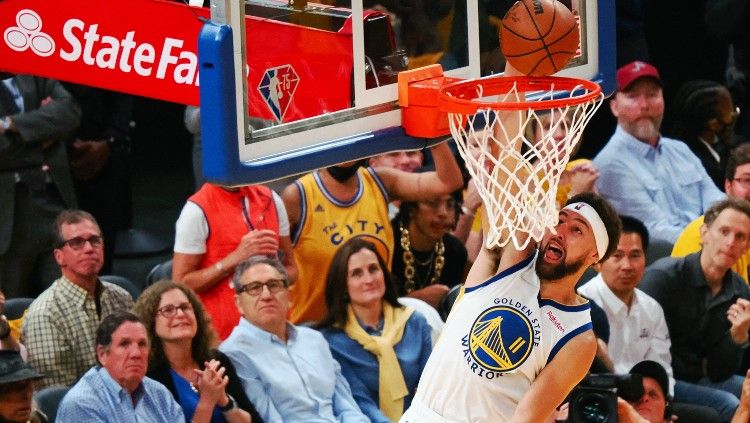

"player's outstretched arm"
[510, 330, 596, 423]
[464, 62, 535, 288]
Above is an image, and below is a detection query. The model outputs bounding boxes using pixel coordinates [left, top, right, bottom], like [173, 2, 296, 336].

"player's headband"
[562, 202, 608, 259]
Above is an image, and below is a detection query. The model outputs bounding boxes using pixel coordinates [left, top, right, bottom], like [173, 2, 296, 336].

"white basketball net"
[447, 80, 603, 251]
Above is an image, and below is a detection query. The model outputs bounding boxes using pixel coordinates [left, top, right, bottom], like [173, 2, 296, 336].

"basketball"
[500, 0, 580, 77]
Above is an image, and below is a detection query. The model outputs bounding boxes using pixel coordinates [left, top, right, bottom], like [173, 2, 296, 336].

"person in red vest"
[172, 183, 298, 339]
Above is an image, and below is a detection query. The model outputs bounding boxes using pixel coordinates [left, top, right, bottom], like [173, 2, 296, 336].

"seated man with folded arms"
[220, 256, 369, 423]
[640, 198, 750, 421]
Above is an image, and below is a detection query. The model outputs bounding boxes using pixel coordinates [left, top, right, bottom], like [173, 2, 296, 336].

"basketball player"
[400, 65, 622, 422]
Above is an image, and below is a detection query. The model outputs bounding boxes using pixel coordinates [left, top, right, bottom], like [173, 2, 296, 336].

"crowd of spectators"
[3, 0, 750, 421]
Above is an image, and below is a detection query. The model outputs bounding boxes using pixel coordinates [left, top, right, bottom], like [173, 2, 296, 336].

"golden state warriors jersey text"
[405, 251, 592, 422]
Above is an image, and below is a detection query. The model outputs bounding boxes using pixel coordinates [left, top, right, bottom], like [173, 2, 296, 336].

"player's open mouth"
[544, 243, 564, 262]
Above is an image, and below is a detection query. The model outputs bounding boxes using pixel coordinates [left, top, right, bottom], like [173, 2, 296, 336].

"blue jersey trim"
[291, 180, 306, 244]
[366, 166, 390, 204]
[546, 322, 593, 365]
[464, 251, 536, 293]
[538, 297, 591, 312]
[314, 170, 363, 207]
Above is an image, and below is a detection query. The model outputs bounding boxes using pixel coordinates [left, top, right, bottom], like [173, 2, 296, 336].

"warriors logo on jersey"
[469, 306, 534, 372]
[461, 295, 542, 380]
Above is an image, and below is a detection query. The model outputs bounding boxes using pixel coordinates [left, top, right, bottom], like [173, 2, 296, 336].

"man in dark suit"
[0, 74, 81, 297]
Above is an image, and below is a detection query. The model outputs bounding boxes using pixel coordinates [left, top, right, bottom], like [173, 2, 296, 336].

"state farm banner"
[0, 0, 208, 105]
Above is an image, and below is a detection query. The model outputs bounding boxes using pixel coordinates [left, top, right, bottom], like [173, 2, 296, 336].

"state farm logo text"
[4, 9, 199, 85]
[4, 10, 55, 56]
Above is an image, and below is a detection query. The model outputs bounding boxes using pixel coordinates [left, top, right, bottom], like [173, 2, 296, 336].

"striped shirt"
[21, 277, 133, 388]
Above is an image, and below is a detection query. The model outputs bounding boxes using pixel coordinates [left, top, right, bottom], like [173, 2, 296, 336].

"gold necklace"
[400, 223, 445, 293]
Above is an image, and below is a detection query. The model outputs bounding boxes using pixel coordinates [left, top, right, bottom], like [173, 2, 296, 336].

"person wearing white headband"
[561, 201, 610, 259]
[403, 191, 622, 423]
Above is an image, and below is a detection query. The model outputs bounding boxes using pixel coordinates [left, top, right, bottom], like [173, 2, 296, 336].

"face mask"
[326, 160, 367, 182]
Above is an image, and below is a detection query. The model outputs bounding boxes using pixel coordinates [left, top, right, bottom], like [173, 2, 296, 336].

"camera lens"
[575, 393, 612, 423]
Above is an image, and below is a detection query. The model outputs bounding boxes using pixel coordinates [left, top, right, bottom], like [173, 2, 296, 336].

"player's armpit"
[510, 330, 597, 423]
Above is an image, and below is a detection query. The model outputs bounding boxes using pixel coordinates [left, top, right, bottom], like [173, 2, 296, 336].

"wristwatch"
[0, 117, 10, 132]
[220, 394, 238, 413]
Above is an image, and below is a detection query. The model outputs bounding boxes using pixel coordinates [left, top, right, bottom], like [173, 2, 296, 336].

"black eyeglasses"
[57, 235, 103, 250]
[236, 279, 287, 296]
[157, 303, 194, 318]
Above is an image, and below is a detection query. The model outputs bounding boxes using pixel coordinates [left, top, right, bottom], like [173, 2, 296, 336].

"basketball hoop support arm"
[398, 64, 463, 139]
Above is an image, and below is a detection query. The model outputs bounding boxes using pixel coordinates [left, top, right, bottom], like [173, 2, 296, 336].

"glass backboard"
[199, 0, 614, 185]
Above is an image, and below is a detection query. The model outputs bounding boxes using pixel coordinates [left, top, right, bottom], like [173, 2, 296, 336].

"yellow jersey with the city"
[290, 167, 394, 323]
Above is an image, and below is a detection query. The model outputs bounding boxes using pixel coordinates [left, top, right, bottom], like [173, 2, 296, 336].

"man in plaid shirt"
[21, 210, 133, 388]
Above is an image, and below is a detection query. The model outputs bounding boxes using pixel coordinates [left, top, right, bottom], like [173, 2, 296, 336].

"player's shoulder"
[549, 327, 596, 365]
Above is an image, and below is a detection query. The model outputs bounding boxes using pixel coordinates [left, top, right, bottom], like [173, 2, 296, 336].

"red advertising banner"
[0, 0, 357, 122]
[0, 0, 207, 105]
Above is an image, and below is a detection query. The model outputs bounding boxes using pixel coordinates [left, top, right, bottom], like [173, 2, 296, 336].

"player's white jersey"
[402, 251, 592, 422]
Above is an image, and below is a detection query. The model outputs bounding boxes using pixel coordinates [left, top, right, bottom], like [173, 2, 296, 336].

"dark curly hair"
[132, 280, 218, 368]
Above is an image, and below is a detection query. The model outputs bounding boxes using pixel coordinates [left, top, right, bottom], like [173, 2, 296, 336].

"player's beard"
[536, 254, 587, 281]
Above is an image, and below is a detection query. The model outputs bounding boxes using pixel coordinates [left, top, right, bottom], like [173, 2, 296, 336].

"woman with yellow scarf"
[318, 238, 432, 422]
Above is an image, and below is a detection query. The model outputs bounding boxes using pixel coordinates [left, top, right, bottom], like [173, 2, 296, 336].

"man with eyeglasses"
[673, 144, 750, 282]
[21, 209, 134, 389]
[220, 256, 369, 423]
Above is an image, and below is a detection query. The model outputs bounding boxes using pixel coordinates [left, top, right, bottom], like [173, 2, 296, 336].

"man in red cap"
[593, 61, 724, 243]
